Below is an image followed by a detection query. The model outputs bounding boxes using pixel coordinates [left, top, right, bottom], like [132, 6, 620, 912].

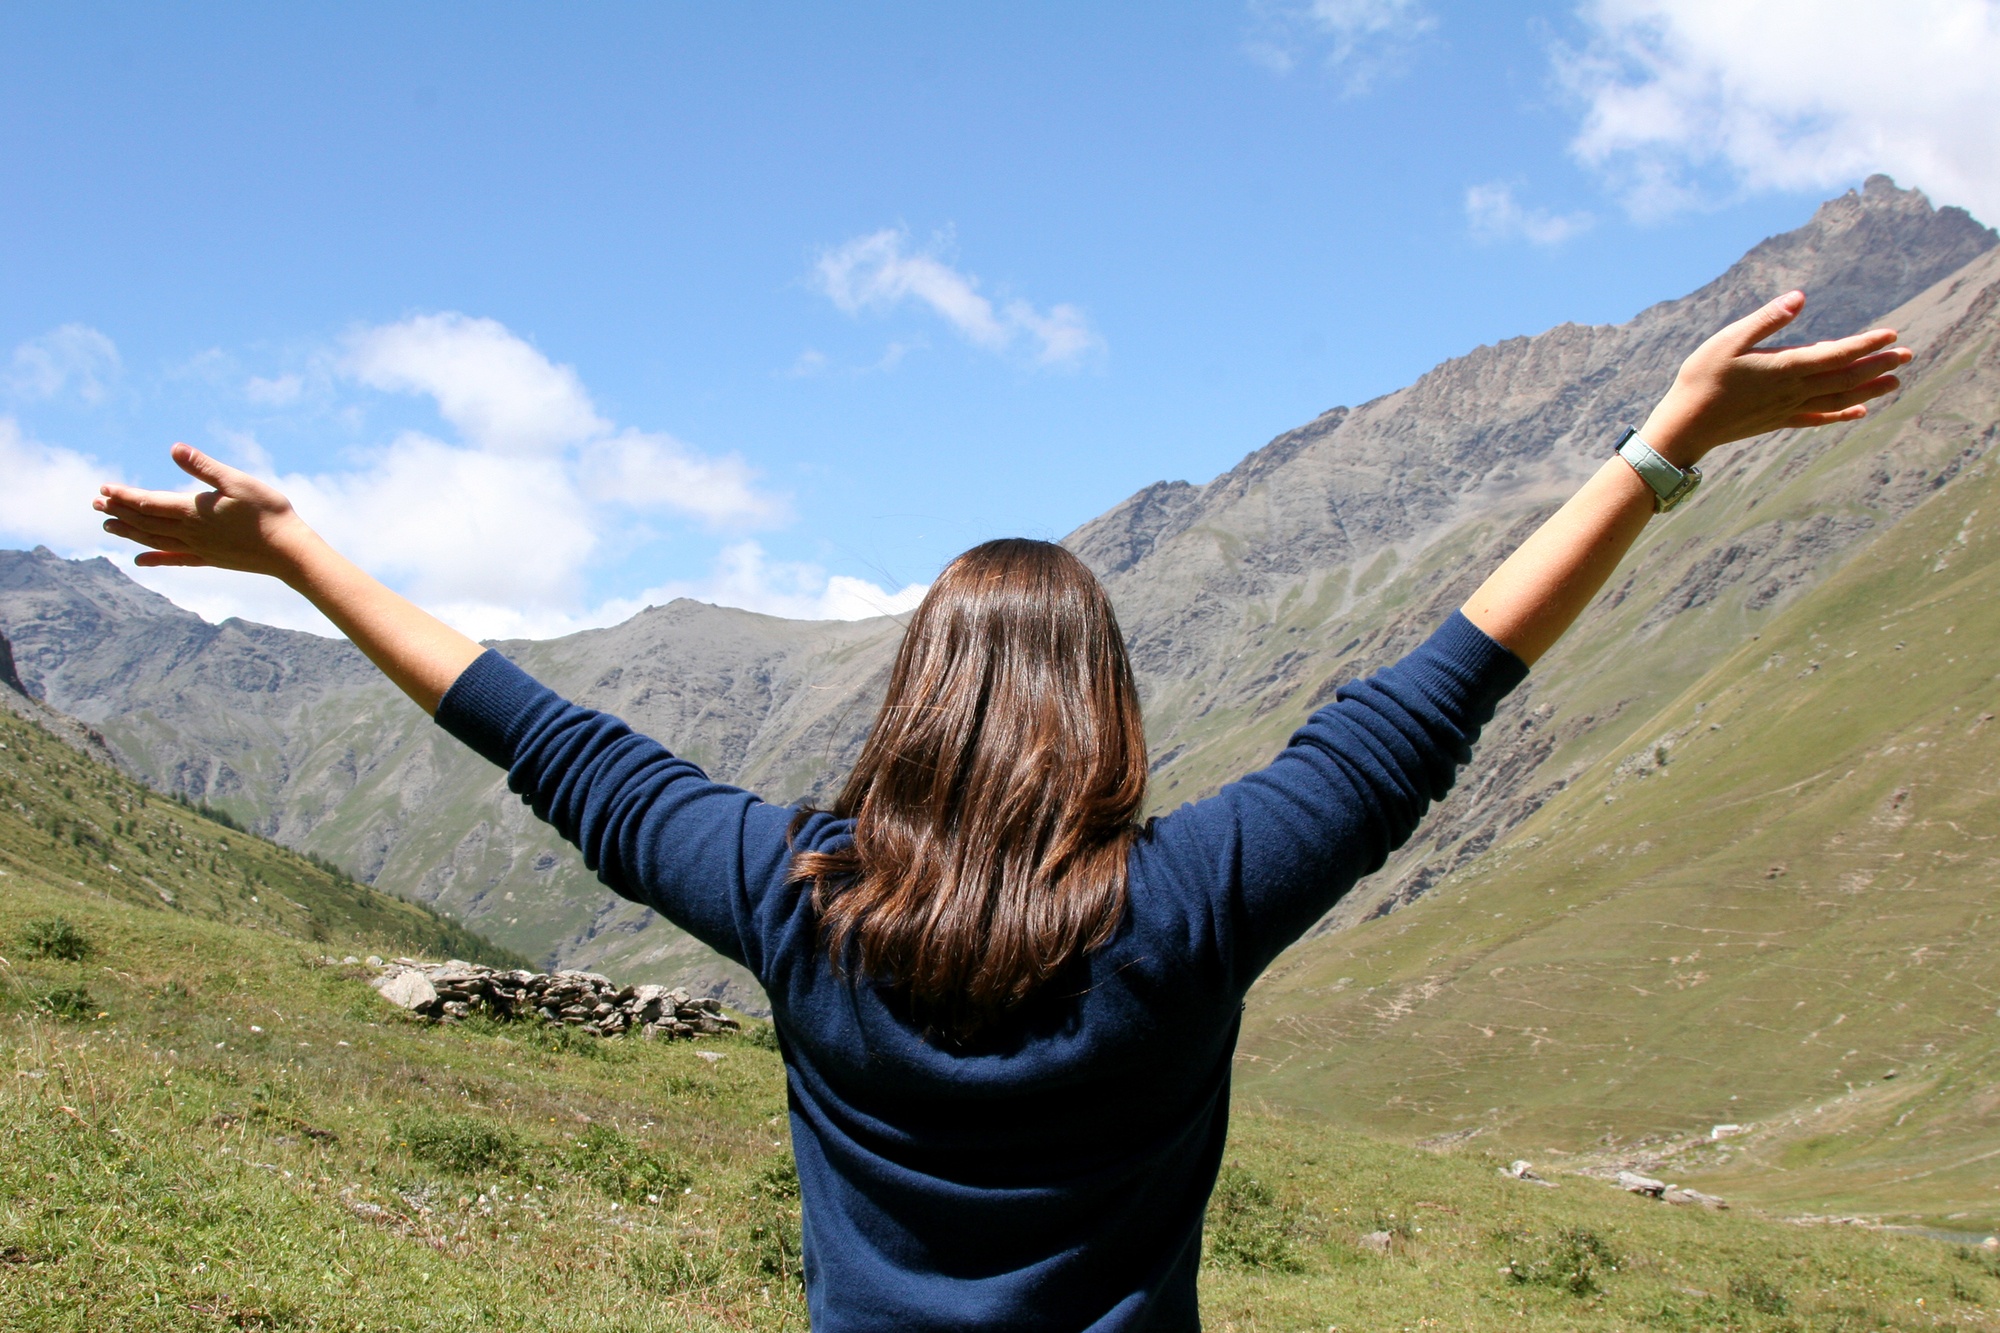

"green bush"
[738, 1020, 782, 1052]
[34, 984, 95, 1021]
[20, 916, 93, 962]
[559, 1124, 689, 1201]
[1499, 1226, 1617, 1296]
[394, 1112, 525, 1176]
[1204, 1163, 1306, 1272]
[1728, 1274, 1789, 1314]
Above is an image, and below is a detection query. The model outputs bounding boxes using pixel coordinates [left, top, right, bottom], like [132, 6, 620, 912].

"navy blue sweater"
[435, 611, 1526, 1331]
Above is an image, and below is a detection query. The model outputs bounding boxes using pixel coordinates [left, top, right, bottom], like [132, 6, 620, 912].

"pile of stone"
[357, 956, 738, 1040]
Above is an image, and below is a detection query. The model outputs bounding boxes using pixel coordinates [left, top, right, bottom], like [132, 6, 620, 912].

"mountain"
[1233, 341, 2000, 1221]
[0, 561, 891, 1008]
[3, 177, 1992, 1033]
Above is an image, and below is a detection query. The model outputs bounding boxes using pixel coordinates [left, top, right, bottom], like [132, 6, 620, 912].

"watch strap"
[1614, 427, 1701, 512]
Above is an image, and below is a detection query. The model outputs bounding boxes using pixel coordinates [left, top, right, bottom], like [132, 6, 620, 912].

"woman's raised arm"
[1462, 291, 1910, 664]
[94, 443, 484, 714]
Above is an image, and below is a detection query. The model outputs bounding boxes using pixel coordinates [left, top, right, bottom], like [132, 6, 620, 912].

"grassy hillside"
[1238, 370, 2000, 1229]
[0, 698, 524, 969]
[7, 868, 2000, 1330]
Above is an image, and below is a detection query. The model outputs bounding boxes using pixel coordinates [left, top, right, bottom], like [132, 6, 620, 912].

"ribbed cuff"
[1415, 611, 1531, 721]
[434, 648, 552, 771]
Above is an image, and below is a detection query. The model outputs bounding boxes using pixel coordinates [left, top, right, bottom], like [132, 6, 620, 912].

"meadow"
[6, 786, 1999, 1330]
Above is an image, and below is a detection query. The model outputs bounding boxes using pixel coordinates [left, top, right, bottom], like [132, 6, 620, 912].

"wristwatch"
[1614, 427, 1701, 512]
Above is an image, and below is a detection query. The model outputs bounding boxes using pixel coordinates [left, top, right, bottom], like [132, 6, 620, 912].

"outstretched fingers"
[1784, 406, 1871, 429]
[1777, 327, 1902, 373]
[100, 517, 194, 553]
[132, 551, 212, 568]
[95, 483, 196, 522]
[1723, 291, 1806, 353]
[1796, 374, 1902, 416]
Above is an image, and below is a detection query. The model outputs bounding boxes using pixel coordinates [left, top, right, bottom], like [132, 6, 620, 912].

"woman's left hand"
[1639, 290, 1912, 467]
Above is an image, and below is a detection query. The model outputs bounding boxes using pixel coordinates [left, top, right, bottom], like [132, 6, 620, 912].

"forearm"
[1460, 455, 1655, 666]
[277, 528, 485, 714]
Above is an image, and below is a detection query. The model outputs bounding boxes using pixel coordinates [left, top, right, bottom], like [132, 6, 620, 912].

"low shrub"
[1729, 1274, 1789, 1315]
[20, 916, 93, 962]
[1204, 1163, 1306, 1272]
[34, 984, 95, 1021]
[559, 1124, 690, 1201]
[1499, 1225, 1617, 1296]
[394, 1112, 526, 1176]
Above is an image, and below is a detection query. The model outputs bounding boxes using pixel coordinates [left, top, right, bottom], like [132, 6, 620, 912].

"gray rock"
[1662, 1187, 1727, 1210]
[1501, 1160, 1556, 1187]
[1357, 1230, 1394, 1254]
[1616, 1171, 1668, 1198]
[373, 969, 438, 1011]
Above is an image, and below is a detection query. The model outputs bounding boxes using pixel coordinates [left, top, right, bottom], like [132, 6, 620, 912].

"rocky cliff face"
[6, 177, 1992, 1009]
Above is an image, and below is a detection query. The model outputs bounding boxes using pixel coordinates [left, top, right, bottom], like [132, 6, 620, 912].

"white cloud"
[1563, 0, 2000, 222]
[339, 312, 782, 530]
[283, 433, 598, 611]
[578, 430, 786, 526]
[1464, 182, 1595, 246]
[7, 324, 122, 403]
[813, 230, 1103, 368]
[345, 313, 608, 454]
[0, 417, 125, 552]
[622, 542, 928, 624]
[1246, 0, 1435, 87]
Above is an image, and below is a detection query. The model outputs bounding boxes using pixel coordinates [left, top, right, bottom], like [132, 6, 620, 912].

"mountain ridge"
[4, 176, 1992, 1020]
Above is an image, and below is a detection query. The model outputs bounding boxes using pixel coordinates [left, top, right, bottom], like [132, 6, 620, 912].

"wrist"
[269, 518, 333, 588]
[1635, 407, 1703, 469]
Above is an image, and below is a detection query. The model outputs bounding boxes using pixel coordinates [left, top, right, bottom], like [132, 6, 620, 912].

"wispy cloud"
[1464, 182, 1595, 246]
[812, 229, 1102, 369]
[1561, 0, 2000, 222]
[1245, 0, 1435, 89]
[6, 324, 122, 404]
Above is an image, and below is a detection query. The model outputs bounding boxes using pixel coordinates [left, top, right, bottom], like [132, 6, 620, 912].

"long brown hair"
[791, 538, 1148, 1039]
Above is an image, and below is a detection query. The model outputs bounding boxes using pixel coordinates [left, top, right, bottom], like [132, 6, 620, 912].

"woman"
[96, 292, 1906, 1330]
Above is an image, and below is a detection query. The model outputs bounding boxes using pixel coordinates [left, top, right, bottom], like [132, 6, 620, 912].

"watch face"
[1659, 468, 1702, 512]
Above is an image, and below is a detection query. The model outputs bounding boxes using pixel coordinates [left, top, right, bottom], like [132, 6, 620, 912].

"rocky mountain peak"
[1634, 175, 1996, 348]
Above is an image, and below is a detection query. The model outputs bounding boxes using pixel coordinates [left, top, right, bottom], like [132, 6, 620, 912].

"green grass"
[0, 701, 525, 968]
[5, 818, 1999, 1329]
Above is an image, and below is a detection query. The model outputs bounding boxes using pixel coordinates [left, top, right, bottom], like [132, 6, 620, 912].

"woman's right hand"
[96, 442, 483, 713]
[94, 442, 318, 581]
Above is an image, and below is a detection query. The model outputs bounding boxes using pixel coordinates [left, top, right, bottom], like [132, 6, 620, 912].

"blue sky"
[4, 2, 1995, 636]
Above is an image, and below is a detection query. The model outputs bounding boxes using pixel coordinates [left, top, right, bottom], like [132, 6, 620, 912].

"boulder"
[1500, 1160, 1556, 1187]
[373, 969, 439, 1012]
[1662, 1187, 1727, 1210]
[1616, 1171, 1667, 1198]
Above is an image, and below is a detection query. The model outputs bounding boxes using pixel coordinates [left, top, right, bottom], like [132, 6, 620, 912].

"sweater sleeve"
[1138, 612, 1528, 990]
[432, 649, 803, 979]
